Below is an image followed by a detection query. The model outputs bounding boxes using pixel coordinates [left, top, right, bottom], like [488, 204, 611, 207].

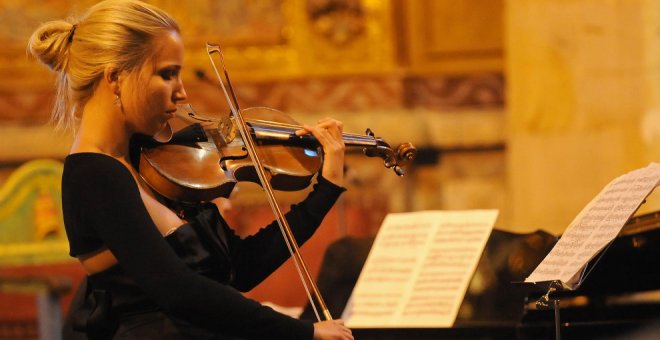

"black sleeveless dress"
[68, 203, 243, 339]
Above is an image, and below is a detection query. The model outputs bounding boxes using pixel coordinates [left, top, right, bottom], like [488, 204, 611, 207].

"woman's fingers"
[293, 117, 345, 186]
[295, 118, 345, 153]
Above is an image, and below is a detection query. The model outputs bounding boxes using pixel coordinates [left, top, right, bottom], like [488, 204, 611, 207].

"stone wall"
[506, 0, 660, 233]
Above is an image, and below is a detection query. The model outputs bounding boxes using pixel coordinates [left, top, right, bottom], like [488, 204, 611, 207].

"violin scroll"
[362, 128, 417, 176]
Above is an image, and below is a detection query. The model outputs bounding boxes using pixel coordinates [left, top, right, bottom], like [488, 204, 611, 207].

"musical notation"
[343, 210, 498, 328]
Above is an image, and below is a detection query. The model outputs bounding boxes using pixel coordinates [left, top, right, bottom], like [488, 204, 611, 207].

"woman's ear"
[103, 66, 121, 95]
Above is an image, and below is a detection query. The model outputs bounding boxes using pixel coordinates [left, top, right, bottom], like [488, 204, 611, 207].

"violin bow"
[205, 43, 333, 322]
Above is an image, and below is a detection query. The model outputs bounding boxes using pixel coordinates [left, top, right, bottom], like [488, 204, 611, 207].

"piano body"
[304, 211, 660, 339]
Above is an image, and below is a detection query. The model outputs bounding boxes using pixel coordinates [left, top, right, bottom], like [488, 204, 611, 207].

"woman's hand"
[313, 319, 354, 340]
[296, 118, 345, 186]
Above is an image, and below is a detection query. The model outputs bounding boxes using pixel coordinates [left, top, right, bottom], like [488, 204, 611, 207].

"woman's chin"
[152, 121, 173, 143]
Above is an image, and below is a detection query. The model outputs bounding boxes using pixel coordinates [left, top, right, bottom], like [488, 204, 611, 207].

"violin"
[139, 104, 417, 203]
[137, 43, 416, 322]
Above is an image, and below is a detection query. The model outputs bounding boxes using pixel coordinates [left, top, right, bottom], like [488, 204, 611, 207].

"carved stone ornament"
[306, 0, 366, 45]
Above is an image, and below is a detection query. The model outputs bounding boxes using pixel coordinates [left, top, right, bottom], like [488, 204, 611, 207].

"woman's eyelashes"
[159, 67, 180, 81]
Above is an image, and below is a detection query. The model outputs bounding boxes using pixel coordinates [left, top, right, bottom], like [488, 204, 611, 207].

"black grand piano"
[302, 211, 660, 339]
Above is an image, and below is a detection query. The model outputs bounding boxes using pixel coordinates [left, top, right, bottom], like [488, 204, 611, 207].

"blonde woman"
[28, 0, 352, 338]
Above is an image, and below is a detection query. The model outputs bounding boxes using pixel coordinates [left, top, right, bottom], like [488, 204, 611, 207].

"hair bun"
[27, 20, 76, 72]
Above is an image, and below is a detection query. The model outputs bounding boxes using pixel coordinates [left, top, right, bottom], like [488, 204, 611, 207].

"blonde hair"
[27, 0, 180, 130]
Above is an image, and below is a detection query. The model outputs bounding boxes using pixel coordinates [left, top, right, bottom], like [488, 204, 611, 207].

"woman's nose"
[174, 83, 187, 102]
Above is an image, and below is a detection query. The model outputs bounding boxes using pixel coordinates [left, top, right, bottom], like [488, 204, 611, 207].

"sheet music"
[342, 210, 498, 328]
[526, 162, 660, 289]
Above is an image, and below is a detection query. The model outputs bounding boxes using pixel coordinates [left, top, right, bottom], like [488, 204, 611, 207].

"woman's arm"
[227, 176, 345, 291]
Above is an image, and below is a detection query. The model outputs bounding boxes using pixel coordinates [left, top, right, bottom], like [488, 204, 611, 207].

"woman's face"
[122, 30, 187, 137]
